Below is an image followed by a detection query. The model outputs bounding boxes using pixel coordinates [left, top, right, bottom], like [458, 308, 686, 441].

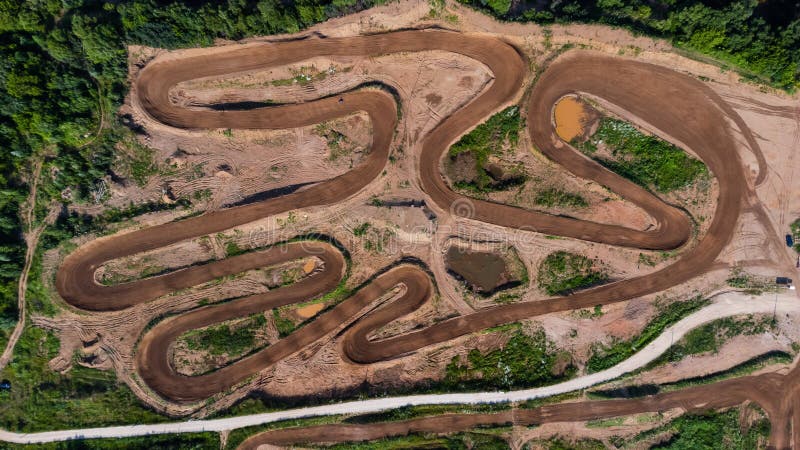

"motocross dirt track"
[55, 27, 762, 427]
[237, 370, 798, 449]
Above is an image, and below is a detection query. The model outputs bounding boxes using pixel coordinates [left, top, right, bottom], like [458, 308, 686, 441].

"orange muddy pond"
[554, 97, 587, 142]
[295, 302, 325, 319]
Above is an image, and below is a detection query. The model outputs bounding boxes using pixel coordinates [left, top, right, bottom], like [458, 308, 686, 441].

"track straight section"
[56, 30, 746, 404]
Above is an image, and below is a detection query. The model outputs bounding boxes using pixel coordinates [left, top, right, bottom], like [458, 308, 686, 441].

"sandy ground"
[31, 0, 800, 419]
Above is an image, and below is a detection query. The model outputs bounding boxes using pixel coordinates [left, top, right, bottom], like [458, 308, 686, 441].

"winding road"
[45, 26, 794, 446]
[0, 291, 795, 446]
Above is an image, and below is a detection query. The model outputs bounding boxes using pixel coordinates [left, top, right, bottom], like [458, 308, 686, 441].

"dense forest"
[0, 0, 381, 343]
[462, 0, 800, 90]
[0, 0, 798, 342]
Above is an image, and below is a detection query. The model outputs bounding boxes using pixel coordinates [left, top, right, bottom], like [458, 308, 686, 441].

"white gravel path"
[1, 290, 797, 444]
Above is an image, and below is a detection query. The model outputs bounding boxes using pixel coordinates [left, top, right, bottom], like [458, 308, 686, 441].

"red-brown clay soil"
[55, 28, 769, 432]
[237, 370, 796, 449]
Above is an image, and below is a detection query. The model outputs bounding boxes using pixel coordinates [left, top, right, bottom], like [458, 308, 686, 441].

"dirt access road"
[56, 28, 748, 411]
[0, 292, 794, 446]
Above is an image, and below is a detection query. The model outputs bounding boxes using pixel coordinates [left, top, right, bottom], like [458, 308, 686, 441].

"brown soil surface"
[54, 29, 750, 406]
[554, 96, 588, 142]
[239, 366, 800, 449]
[294, 303, 325, 320]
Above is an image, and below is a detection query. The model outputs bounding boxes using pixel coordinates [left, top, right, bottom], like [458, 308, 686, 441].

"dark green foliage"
[344, 403, 509, 424]
[184, 314, 267, 357]
[41, 200, 192, 251]
[524, 437, 606, 450]
[445, 329, 574, 390]
[352, 222, 371, 236]
[225, 241, 244, 257]
[5, 432, 220, 449]
[449, 106, 522, 192]
[0, 326, 166, 432]
[659, 315, 773, 363]
[585, 118, 708, 193]
[272, 310, 296, 338]
[0, 1, 379, 430]
[534, 188, 588, 208]
[320, 430, 509, 449]
[636, 408, 770, 450]
[0, 0, 383, 353]
[457, 0, 800, 91]
[537, 251, 608, 296]
[791, 218, 800, 252]
[586, 296, 709, 373]
[661, 351, 792, 390]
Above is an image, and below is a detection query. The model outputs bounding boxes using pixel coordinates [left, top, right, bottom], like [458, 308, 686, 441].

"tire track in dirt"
[237, 373, 785, 449]
[56, 30, 748, 409]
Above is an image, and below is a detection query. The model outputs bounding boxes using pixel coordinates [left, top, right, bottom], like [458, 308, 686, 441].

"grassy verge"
[180, 313, 268, 357]
[6, 432, 220, 449]
[534, 188, 588, 208]
[660, 351, 792, 392]
[523, 437, 606, 450]
[537, 251, 608, 296]
[726, 267, 779, 295]
[344, 403, 509, 424]
[318, 430, 509, 449]
[577, 118, 708, 194]
[444, 327, 575, 390]
[0, 326, 167, 432]
[586, 295, 709, 373]
[623, 406, 770, 449]
[656, 315, 773, 364]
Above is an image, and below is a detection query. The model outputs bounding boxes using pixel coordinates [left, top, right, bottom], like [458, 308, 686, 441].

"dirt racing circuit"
[53, 29, 797, 448]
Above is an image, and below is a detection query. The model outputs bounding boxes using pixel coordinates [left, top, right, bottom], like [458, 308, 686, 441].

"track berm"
[55, 29, 795, 448]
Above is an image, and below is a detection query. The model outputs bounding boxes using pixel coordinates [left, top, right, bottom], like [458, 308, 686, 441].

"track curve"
[237, 372, 787, 449]
[55, 29, 747, 404]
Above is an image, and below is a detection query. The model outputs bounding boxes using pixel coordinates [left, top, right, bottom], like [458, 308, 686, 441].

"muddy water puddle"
[295, 302, 325, 319]
[554, 96, 588, 142]
[445, 247, 517, 294]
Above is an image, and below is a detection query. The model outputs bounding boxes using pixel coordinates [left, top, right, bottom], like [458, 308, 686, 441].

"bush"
[449, 106, 522, 192]
[445, 328, 574, 390]
[584, 118, 708, 193]
[537, 251, 608, 296]
[534, 188, 588, 208]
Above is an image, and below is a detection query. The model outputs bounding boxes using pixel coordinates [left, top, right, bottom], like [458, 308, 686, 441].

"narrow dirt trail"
[0, 161, 58, 371]
[54, 29, 751, 414]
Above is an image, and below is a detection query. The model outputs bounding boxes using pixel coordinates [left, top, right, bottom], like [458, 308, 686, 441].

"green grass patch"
[444, 328, 574, 390]
[225, 240, 245, 257]
[537, 251, 608, 296]
[523, 437, 606, 450]
[6, 432, 220, 449]
[657, 315, 773, 364]
[660, 351, 792, 392]
[114, 135, 159, 187]
[224, 415, 345, 450]
[626, 407, 770, 450]
[586, 295, 709, 373]
[0, 326, 167, 432]
[449, 106, 522, 192]
[581, 118, 708, 193]
[586, 416, 625, 428]
[534, 188, 588, 208]
[352, 222, 371, 237]
[181, 313, 267, 357]
[791, 219, 800, 252]
[344, 403, 509, 425]
[318, 430, 509, 450]
[726, 267, 778, 295]
[272, 309, 296, 338]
